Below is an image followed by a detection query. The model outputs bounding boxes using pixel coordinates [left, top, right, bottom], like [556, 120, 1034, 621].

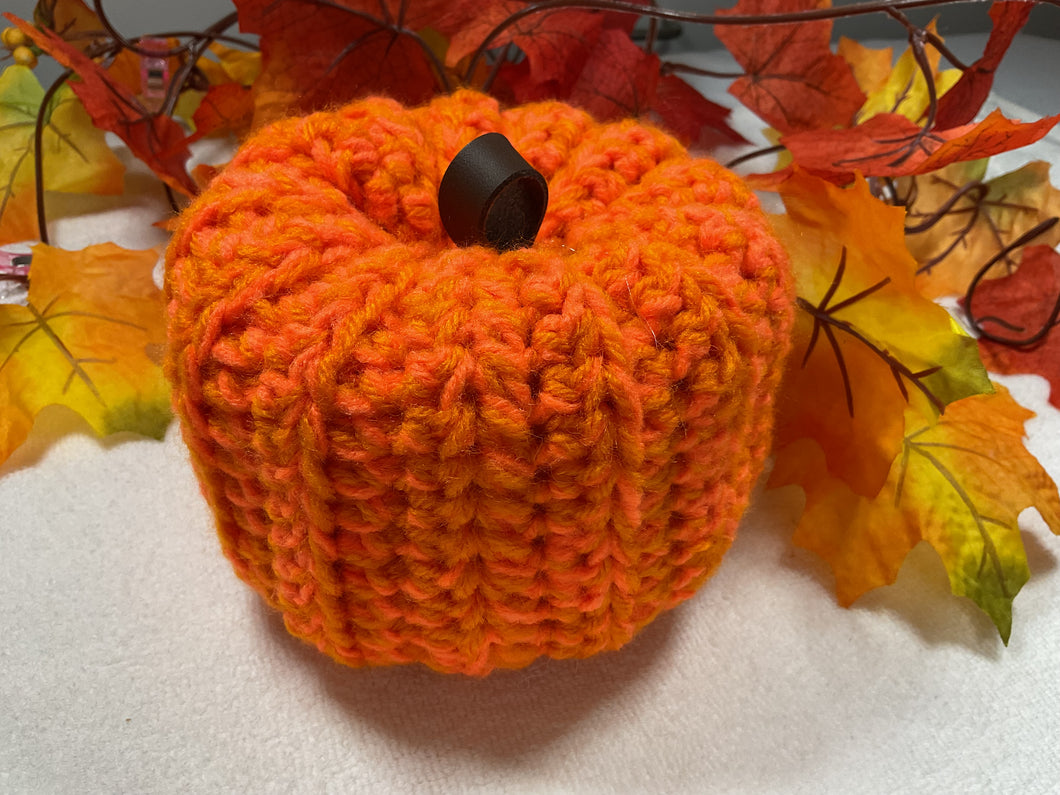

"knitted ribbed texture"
[164, 90, 794, 675]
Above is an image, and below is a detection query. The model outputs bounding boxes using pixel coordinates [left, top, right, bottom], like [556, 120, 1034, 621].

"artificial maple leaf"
[0, 64, 124, 244]
[836, 37, 892, 98]
[650, 73, 746, 151]
[445, 1, 612, 104]
[853, 20, 961, 124]
[187, 82, 255, 142]
[901, 160, 1060, 298]
[773, 386, 1060, 643]
[241, 0, 455, 35]
[770, 169, 992, 497]
[935, 0, 1033, 129]
[714, 0, 864, 134]
[170, 43, 260, 134]
[0, 242, 171, 467]
[103, 47, 151, 96]
[566, 28, 659, 121]
[32, 0, 106, 53]
[440, 0, 642, 79]
[234, 0, 439, 127]
[966, 246, 1060, 409]
[781, 109, 1060, 181]
[5, 14, 197, 196]
[195, 42, 262, 88]
[189, 162, 224, 191]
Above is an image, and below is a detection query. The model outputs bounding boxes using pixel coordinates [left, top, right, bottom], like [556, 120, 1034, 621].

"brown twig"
[964, 217, 1060, 347]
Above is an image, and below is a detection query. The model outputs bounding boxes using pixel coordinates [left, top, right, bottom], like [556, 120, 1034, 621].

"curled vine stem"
[159, 12, 242, 118]
[33, 67, 74, 247]
[461, 0, 1014, 83]
[660, 61, 745, 81]
[724, 145, 786, 170]
[834, 6, 946, 171]
[965, 217, 1060, 347]
[91, 0, 236, 59]
[902, 180, 989, 234]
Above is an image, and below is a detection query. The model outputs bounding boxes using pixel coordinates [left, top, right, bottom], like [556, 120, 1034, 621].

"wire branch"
[964, 217, 1060, 347]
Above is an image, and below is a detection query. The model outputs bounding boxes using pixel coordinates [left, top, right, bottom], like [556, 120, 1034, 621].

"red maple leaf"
[306, 0, 459, 33]
[444, 2, 609, 96]
[234, 0, 440, 114]
[650, 74, 746, 150]
[966, 245, 1060, 410]
[566, 28, 661, 122]
[714, 0, 864, 134]
[5, 14, 197, 196]
[781, 110, 1060, 180]
[188, 83, 255, 143]
[935, 1, 1033, 129]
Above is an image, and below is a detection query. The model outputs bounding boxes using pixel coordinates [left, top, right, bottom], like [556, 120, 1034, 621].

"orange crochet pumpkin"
[164, 90, 794, 675]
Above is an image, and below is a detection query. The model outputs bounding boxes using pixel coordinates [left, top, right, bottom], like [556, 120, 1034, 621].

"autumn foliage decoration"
[2, 0, 1059, 644]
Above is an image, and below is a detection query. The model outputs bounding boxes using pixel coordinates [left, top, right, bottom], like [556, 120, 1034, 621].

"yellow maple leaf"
[33, 0, 107, 53]
[770, 169, 992, 497]
[900, 159, 1060, 298]
[0, 243, 171, 466]
[198, 42, 262, 87]
[0, 64, 125, 243]
[853, 21, 961, 124]
[773, 385, 1060, 643]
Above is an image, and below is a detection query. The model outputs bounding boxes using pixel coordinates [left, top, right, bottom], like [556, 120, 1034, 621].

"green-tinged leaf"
[772, 385, 1060, 643]
[0, 64, 125, 243]
[896, 388, 1060, 642]
[0, 243, 171, 466]
[770, 169, 993, 497]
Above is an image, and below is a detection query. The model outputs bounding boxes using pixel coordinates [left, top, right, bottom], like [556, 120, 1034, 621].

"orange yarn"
[164, 90, 794, 675]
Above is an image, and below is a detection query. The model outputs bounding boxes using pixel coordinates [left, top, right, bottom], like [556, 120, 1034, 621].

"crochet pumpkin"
[164, 90, 794, 675]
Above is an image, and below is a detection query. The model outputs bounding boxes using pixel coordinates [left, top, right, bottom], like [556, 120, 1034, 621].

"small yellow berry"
[12, 45, 37, 69]
[2, 26, 28, 50]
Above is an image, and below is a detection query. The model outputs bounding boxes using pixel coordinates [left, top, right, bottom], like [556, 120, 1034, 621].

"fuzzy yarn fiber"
[165, 90, 794, 675]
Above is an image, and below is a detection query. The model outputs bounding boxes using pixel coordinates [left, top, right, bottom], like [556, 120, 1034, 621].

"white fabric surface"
[3, 40, 1060, 794]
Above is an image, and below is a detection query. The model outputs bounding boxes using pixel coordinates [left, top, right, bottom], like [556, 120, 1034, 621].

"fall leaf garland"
[1, 0, 1059, 644]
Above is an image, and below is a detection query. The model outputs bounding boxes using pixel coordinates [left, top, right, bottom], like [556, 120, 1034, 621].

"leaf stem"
[33, 68, 74, 247]
[903, 179, 988, 233]
[724, 144, 785, 170]
[964, 217, 1060, 347]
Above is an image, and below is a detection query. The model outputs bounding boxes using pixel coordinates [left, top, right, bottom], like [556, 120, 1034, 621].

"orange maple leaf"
[900, 160, 1060, 298]
[771, 386, 1060, 643]
[770, 169, 991, 497]
[31, 0, 107, 53]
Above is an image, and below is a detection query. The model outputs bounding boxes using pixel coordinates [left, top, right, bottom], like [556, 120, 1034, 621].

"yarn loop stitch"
[165, 90, 794, 675]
